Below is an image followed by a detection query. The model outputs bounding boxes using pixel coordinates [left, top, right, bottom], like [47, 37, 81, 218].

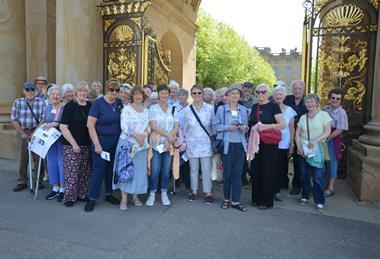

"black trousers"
[291, 144, 302, 188]
[275, 149, 289, 193]
[175, 160, 191, 192]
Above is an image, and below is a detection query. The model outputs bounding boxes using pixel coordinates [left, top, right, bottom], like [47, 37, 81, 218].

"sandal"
[221, 200, 230, 209]
[231, 203, 247, 212]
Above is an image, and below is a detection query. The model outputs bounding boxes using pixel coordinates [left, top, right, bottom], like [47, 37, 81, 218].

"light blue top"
[279, 105, 297, 149]
[213, 104, 248, 155]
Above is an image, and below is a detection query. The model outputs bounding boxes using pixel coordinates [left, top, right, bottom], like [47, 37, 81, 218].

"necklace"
[109, 101, 117, 112]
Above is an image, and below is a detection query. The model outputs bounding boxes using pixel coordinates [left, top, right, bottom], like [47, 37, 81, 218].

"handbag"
[306, 113, 330, 161]
[255, 105, 282, 145]
[190, 104, 223, 154]
[116, 139, 134, 183]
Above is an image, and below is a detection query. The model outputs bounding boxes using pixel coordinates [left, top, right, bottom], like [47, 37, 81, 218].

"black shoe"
[105, 195, 119, 205]
[274, 193, 282, 201]
[290, 186, 300, 195]
[57, 192, 64, 202]
[37, 183, 44, 190]
[85, 200, 95, 212]
[64, 201, 74, 207]
[45, 191, 59, 200]
[231, 203, 247, 212]
[13, 184, 27, 192]
[77, 196, 89, 202]
[257, 205, 271, 210]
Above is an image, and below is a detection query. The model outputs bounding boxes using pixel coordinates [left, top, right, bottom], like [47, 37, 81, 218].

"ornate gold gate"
[302, 0, 378, 176]
[97, 0, 170, 86]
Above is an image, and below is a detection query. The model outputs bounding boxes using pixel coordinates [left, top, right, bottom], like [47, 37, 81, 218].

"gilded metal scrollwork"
[108, 48, 136, 82]
[110, 25, 134, 42]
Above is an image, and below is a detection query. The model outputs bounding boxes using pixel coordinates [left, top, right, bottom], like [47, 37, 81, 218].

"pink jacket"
[247, 124, 260, 161]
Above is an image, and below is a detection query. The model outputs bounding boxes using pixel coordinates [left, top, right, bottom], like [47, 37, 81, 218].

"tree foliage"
[196, 11, 276, 88]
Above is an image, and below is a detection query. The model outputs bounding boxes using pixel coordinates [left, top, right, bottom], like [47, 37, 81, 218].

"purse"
[255, 104, 282, 145]
[190, 104, 224, 154]
[306, 113, 330, 161]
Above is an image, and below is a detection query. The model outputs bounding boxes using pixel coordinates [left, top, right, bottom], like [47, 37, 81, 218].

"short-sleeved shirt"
[297, 110, 332, 142]
[149, 103, 178, 145]
[249, 102, 282, 127]
[284, 95, 307, 124]
[279, 105, 297, 149]
[88, 97, 122, 149]
[60, 100, 91, 146]
[322, 105, 348, 131]
[11, 97, 46, 130]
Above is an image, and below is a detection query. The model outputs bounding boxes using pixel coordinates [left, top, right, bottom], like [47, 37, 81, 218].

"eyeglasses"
[330, 96, 341, 100]
[192, 92, 203, 95]
[108, 88, 120, 93]
[255, 90, 267, 95]
[25, 88, 35, 92]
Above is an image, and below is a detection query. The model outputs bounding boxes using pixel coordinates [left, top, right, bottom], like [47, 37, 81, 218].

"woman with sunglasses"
[85, 79, 122, 212]
[183, 85, 215, 204]
[249, 84, 284, 210]
[322, 89, 348, 197]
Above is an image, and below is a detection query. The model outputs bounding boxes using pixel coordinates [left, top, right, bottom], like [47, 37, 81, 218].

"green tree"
[196, 11, 276, 88]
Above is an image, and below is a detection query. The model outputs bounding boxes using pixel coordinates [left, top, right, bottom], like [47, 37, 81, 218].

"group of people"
[10, 76, 348, 212]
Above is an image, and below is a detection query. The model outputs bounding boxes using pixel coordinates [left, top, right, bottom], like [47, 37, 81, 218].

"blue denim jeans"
[223, 143, 245, 203]
[325, 140, 338, 179]
[149, 150, 172, 192]
[299, 156, 325, 205]
[89, 147, 116, 200]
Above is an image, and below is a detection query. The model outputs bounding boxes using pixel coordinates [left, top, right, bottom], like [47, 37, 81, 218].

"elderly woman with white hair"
[272, 86, 297, 201]
[119, 83, 132, 106]
[168, 80, 180, 106]
[249, 84, 284, 209]
[203, 87, 215, 105]
[214, 87, 229, 113]
[42, 85, 65, 201]
[61, 83, 74, 105]
[90, 81, 103, 99]
[296, 94, 331, 211]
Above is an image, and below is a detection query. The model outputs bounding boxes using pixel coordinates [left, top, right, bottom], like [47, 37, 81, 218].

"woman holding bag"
[183, 85, 215, 204]
[249, 84, 284, 209]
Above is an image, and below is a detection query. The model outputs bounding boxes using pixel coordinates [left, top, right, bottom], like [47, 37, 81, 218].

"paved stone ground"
[1, 158, 380, 259]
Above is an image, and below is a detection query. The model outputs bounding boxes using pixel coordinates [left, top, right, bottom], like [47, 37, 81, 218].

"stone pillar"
[56, 0, 103, 86]
[0, 0, 26, 110]
[347, 9, 380, 203]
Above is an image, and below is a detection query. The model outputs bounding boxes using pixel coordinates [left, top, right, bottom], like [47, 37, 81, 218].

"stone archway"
[160, 31, 183, 86]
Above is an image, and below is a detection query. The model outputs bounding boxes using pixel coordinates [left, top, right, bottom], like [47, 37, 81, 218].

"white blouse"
[183, 102, 214, 158]
[148, 103, 178, 144]
[120, 105, 150, 149]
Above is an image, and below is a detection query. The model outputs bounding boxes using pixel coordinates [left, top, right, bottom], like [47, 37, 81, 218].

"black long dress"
[249, 101, 281, 208]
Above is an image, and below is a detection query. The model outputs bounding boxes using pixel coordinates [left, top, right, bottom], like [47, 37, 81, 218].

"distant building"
[256, 47, 302, 92]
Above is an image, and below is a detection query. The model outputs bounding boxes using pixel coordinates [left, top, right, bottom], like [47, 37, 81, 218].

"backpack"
[116, 139, 134, 183]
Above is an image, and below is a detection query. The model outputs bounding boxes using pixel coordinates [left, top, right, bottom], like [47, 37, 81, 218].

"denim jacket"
[212, 104, 248, 154]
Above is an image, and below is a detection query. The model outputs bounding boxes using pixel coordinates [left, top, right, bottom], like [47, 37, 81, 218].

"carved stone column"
[347, 8, 380, 203]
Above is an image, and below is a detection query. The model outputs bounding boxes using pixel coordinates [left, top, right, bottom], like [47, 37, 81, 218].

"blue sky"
[200, 0, 305, 53]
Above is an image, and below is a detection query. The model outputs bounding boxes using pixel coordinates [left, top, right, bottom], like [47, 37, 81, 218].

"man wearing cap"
[34, 76, 48, 101]
[10, 81, 46, 192]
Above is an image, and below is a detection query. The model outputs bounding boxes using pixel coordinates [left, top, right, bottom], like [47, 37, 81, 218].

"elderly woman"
[249, 84, 284, 210]
[42, 85, 65, 201]
[144, 84, 154, 99]
[214, 87, 229, 113]
[119, 84, 131, 106]
[272, 86, 297, 201]
[114, 85, 150, 210]
[322, 89, 348, 197]
[90, 81, 103, 99]
[85, 79, 122, 212]
[61, 83, 74, 105]
[296, 94, 331, 211]
[214, 85, 248, 211]
[60, 81, 92, 207]
[174, 88, 191, 193]
[147, 84, 179, 206]
[184, 85, 215, 204]
[203, 87, 215, 105]
[168, 80, 180, 106]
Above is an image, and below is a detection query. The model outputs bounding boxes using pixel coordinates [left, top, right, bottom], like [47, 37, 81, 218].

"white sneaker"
[161, 192, 171, 206]
[316, 204, 324, 211]
[120, 202, 128, 211]
[300, 198, 309, 204]
[146, 193, 155, 207]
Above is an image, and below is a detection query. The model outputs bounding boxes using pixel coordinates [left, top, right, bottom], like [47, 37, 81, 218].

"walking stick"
[34, 156, 42, 199]
[28, 145, 33, 193]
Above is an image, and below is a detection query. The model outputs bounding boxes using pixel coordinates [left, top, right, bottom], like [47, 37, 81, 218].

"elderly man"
[11, 81, 46, 192]
[284, 80, 307, 195]
[34, 76, 48, 101]
[241, 82, 257, 112]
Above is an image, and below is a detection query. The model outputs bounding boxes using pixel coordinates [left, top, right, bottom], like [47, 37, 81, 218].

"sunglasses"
[108, 88, 120, 93]
[255, 90, 267, 95]
[25, 88, 35, 92]
[330, 96, 341, 100]
[192, 92, 203, 95]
